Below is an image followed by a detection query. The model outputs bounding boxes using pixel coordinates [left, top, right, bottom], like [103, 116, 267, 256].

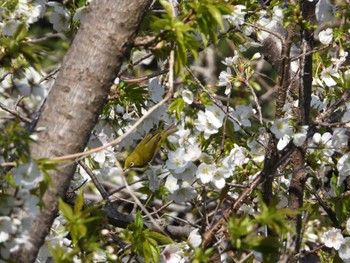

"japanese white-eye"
[124, 124, 178, 170]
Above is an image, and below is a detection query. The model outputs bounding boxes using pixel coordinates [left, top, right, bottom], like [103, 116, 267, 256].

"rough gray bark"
[10, 0, 152, 262]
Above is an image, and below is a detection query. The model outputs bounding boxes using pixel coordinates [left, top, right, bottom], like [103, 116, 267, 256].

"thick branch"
[276, 22, 296, 118]
[11, 1, 152, 262]
[300, 0, 316, 125]
[287, 1, 316, 254]
[288, 148, 307, 252]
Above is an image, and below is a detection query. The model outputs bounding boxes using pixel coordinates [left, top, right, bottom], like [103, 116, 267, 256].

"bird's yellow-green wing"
[124, 124, 178, 169]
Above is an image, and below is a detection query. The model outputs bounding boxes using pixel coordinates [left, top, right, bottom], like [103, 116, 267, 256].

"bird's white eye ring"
[130, 162, 134, 167]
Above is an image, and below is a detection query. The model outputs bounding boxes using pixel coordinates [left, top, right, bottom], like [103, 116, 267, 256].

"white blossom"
[148, 78, 165, 103]
[168, 185, 196, 203]
[239, 204, 255, 215]
[182, 90, 194, 104]
[223, 144, 247, 169]
[276, 195, 288, 208]
[308, 132, 334, 157]
[323, 228, 344, 250]
[320, 66, 339, 87]
[194, 110, 221, 139]
[332, 128, 349, 153]
[293, 125, 308, 147]
[339, 237, 350, 262]
[251, 52, 261, 60]
[221, 53, 238, 67]
[48, 3, 71, 32]
[205, 104, 225, 127]
[165, 174, 179, 194]
[277, 134, 291, 150]
[319, 28, 333, 45]
[161, 244, 185, 263]
[342, 109, 350, 123]
[337, 154, 350, 186]
[184, 143, 202, 162]
[272, 6, 284, 22]
[2, 20, 21, 36]
[187, 229, 202, 248]
[166, 148, 189, 173]
[315, 0, 336, 23]
[224, 5, 246, 29]
[212, 167, 232, 189]
[13, 67, 47, 99]
[218, 67, 233, 95]
[247, 137, 265, 162]
[270, 118, 293, 139]
[196, 163, 216, 184]
[172, 162, 197, 184]
[132, 50, 154, 65]
[13, 161, 44, 189]
[0, 217, 17, 243]
[231, 105, 254, 131]
[167, 127, 191, 145]
[73, 6, 88, 23]
[311, 94, 326, 111]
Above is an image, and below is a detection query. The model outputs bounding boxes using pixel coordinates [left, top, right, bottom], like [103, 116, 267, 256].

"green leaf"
[319, 249, 338, 263]
[74, 190, 84, 214]
[159, 0, 173, 17]
[142, 241, 153, 263]
[148, 241, 160, 263]
[135, 212, 144, 229]
[59, 198, 74, 220]
[250, 80, 261, 91]
[147, 231, 172, 244]
[168, 98, 185, 119]
[252, 236, 281, 252]
[334, 195, 350, 224]
[207, 4, 224, 29]
[228, 215, 253, 249]
[254, 196, 298, 235]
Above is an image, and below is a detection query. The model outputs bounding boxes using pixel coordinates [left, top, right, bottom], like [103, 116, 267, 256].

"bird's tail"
[163, 124, 178, 137]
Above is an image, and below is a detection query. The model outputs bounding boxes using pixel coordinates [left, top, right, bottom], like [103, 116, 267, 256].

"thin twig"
[238, 251, 254, 263]
[118, 52, 154, 77]
[306, 184, 340, 228]
[293, 244, 325, 261]
[290, 44, 330, 62]
[315, 121, 350, 128]
[147, 201, 173, 216]
[14, 96, 25, 109]
[186, 66, 243, 128]
[165, 213, 199, 228]
[220, 78, 231, 151]
[108, 178, 146, 197]
[243, 22, 285, 45]
[38, 68, 60, 84]
[0, 162, 16, 167]
[0, 101, 32, 123]
[314, 89, 350, 124]
[28, 33, 65, 43]
[77, 160, 109, 201]
[243, 78, 263, 124]
[121, 69, 168, 83]
[120, 173, 169, 236]
[0, 72, 10, 83]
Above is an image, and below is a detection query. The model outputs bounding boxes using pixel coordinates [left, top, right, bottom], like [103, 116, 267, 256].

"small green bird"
[124, 124, 178, 170]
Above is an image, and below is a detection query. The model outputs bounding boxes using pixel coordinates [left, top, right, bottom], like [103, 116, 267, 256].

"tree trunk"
[10, 0, 152, 262]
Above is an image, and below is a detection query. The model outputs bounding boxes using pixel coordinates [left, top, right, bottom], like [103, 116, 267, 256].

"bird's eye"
[130, 162, 134, 167]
